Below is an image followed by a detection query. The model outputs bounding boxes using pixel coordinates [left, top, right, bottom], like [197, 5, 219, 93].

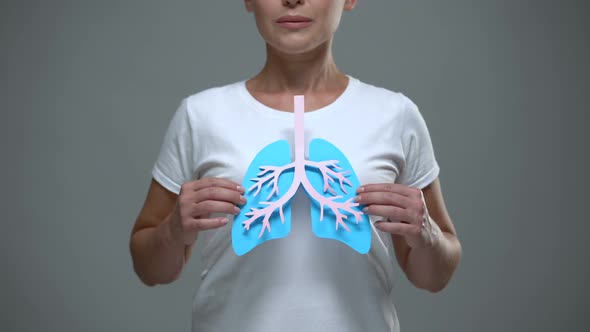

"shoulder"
[351, 76, 418, 116]
[162, 80, 244, 131]
[182, 80, 243, 112]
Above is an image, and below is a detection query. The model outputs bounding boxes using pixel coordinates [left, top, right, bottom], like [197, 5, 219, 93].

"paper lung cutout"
[231, 140, 294, 255]
[232, 96, 370, 256]
[307, 139, 371, 253]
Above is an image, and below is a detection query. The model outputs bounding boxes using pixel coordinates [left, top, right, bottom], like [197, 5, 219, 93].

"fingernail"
[239, 195, 247, 204]
[363, 207, 368, 213]
[354, 195, 361, 202]
[234, 206, 241, 214]
[237, 185, 244, 193]
[357, 187, 364, 193]
[220, 218, 228, 224]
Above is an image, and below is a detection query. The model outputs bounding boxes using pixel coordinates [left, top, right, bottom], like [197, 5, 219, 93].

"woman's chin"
[268, 39, 328, 56]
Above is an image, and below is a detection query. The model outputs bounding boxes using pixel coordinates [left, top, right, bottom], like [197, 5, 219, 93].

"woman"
[130, 1, 462, 331]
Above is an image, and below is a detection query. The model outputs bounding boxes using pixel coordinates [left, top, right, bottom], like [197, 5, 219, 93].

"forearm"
[404, 220, 462, 292]
[129, 213, 190, 286]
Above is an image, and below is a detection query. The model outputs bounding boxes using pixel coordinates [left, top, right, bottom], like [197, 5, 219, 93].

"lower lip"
[277, 21, 312, 29]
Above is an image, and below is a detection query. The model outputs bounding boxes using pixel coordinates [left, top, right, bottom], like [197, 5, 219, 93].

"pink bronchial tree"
[242, 96, 363, 239]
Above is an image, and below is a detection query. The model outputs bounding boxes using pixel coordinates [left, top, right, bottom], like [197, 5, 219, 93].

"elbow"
[432, 244, 463, 293]
[132, 261, 179, 287]
[129, 240, 175, 287]
[139, 277, 158, 288]
[412, 241, 462, 293]
[134, 266, 159, 287]
[410, 274, 451, 293]
[129, 241, 154, 286]
[422, 277, 451, 293]
[130, 249, 183, 287]
[131, 259, 160, 287]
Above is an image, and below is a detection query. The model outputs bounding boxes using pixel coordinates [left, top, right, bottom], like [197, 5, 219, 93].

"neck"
[251, 40, 345, 94]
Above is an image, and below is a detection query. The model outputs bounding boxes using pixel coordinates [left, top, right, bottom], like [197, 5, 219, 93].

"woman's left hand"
[355, 183, 441, 249]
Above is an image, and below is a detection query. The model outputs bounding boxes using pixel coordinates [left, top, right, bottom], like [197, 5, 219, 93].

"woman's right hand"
[169, 177, 246, 246]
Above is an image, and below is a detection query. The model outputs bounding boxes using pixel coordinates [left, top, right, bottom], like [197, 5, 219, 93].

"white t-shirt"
[152, 75, 440, 332]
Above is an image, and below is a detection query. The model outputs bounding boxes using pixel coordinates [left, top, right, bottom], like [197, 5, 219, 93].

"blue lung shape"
[306, 138, 371, 254]
[232, 140, 294, 256]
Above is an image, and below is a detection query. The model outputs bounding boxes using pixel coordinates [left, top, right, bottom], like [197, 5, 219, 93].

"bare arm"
[356, 178, 462, 292]
[391, 178, 462, 292]
[129, 178, 193, 286]
[129, 177, 244, 286]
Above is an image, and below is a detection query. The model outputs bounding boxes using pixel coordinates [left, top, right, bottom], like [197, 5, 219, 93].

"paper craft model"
[231, 96, 371, 255]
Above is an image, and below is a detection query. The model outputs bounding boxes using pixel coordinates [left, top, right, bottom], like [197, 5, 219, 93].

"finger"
[193, 200, 241, 217]
[374, 220, 420, 237]
[357, 183, 421, 198]
[182, 177, 244, 194]
[363, 204, 415, 224]
[192, 186, 246, 206]
[184, 217, 229, 232]
[354, 191, 411, 208]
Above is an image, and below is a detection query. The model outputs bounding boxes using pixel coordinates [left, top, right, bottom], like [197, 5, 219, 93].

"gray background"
[1, 0, 588, 331]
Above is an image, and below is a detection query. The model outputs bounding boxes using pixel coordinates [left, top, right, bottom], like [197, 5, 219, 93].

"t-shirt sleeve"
[151, 98, 195, 195]
[396, 96, 440, 189]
